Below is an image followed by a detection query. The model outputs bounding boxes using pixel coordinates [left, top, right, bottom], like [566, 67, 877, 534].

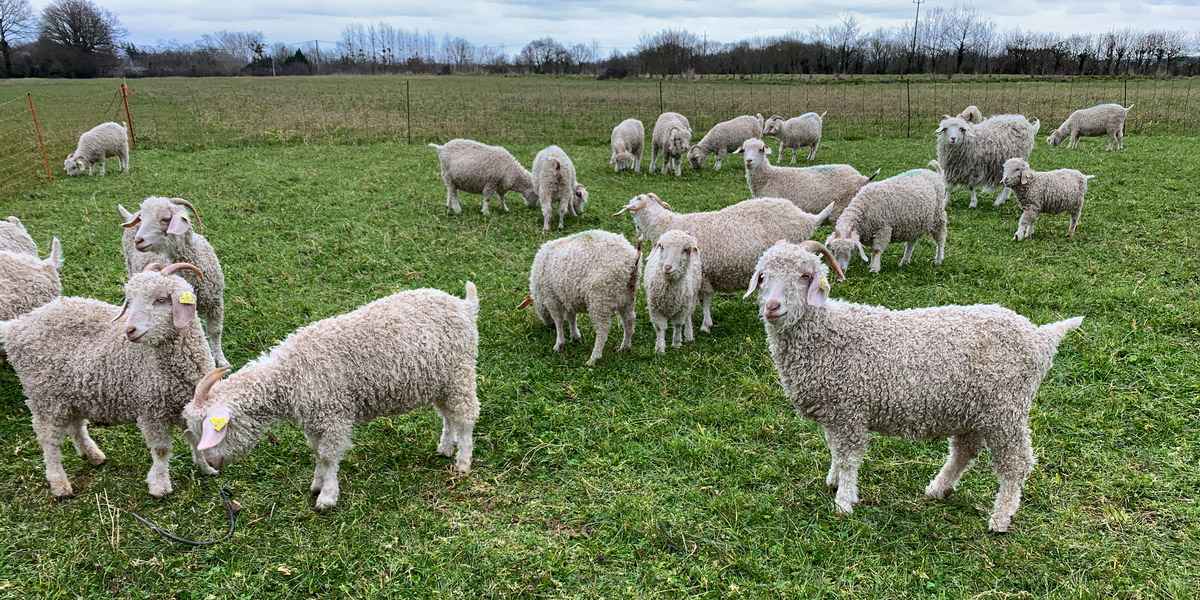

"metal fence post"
[406, 80, 411, 145]
[27, 93, 52, 182]
[121, 84, 136, 148]
[659, 81, 664, 114]
[906, 80, 912, 138]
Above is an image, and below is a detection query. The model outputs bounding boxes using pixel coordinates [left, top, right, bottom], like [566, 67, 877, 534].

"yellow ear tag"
[179, 292, 196, 305]
[210, 416, 228, 431]
[819, 277, 830, 292]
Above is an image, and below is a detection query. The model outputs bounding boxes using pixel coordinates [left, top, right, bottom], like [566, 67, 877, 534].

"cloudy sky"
[27, 0, 1200, 51]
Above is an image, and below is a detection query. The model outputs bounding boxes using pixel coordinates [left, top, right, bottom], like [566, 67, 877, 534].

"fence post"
[406, 80, 411, 145]
[120, 84, 136, 148]
[27, 93, 52, 182]
[1123, 78, 1127, 106]
[659, 80, 663, 114]
[906, 80, 912, 138]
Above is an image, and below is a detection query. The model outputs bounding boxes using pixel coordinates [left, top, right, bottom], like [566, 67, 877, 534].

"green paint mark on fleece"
[568, 230, 605, 241]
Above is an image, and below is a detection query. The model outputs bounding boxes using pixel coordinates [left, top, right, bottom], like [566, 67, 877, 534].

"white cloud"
[25, 0, 1200, 50]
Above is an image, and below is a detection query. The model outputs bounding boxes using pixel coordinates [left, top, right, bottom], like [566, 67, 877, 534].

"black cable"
[130, 485, 237, 547]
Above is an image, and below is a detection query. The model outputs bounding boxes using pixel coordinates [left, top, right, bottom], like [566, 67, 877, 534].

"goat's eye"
[155, 296, 168, 304]
[161, 217, 170, 224]
[801, 273, 812, 280]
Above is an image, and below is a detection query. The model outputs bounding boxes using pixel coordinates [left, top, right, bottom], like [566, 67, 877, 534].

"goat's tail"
[464, 281, 479, 313]
[629, 241, 643, 291]
[927, 159, 943, 175]
[1041, 316, 1084, 345]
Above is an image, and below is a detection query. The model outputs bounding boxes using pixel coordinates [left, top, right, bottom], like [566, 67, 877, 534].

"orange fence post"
[27, 93, 52, 182]
[121, 84, 136, 148]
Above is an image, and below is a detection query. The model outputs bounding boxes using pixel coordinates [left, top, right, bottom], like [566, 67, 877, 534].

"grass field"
[1, 77, 1199, 598]
[2, 75, 1198, 201]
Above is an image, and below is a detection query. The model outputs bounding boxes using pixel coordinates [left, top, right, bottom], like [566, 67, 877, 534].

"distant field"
[1, 74, 1197, 200]
[0, 116, 1198, 596]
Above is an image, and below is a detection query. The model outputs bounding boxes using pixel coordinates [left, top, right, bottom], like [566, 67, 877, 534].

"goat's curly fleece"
[0, 243, 61, 321]
[1002, 158, 1091, 241]
[183, 285, 480, 510]
[429, 138, 535, 214]
[826, 163, 946, 273]
[120, 197, 228, 367]
[528, 230, 640, 365]
[689, 114, 762, 170]
[936, 114, 1038, 205]
[643, 229, 702, 352]
[741, 137, 872, 221]
[1047, 104, 1133, 150]
[750, 240, 1082, 532]
[64, 122, 128, 176]
[1, 271, 215, 499]
[0, 217, 38, 256]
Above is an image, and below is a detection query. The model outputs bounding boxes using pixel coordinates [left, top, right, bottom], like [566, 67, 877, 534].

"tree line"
[1, 0, 1197, 79]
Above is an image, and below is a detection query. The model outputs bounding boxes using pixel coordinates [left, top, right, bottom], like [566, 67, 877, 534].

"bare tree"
[38, 0, 125, 55]
[0, 0, 33, 76]
[441, 35, 474, 72]
[833, 12, 862, 73]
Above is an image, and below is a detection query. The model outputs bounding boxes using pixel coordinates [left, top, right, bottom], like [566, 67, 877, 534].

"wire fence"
[1, 76, 1196, 202]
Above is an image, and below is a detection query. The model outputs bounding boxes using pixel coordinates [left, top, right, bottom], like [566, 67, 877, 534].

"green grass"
[1, 130, 1198, 598]
[2, 75, 1197, 201]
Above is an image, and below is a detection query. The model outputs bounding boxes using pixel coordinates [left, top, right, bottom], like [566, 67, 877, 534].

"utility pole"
[909, 0, 924, 74]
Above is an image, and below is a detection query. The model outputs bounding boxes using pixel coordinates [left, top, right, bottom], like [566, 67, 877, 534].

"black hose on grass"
[130, 485, 238, 547]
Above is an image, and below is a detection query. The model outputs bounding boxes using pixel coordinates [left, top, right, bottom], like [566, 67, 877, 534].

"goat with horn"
[118, 196, 228, 367]
[0, 263, 216, 499]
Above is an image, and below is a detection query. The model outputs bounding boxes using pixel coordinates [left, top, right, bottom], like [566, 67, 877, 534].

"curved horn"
[121, 211, 142, 228]
[141, 262, 164, 273]
[798, 241, 847, 283]
[193, 366, 231, 406]
[111, 298, 129, 322]
[169, 198, 203, 231]
[161, 262, 204, 280]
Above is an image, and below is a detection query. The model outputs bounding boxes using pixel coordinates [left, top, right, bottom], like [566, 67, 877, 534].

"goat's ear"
[172, 288, 197, 328]
[167, 212, 191, 235]
[743, 268, 763, 299]
[965, 126, 976, 138]
[806, 273, 829, 307]
[1021, 170, 1032, 185]
[197, 405, 231, 450]
[764, 147, 772, 154]
[690, 246, 700, 265]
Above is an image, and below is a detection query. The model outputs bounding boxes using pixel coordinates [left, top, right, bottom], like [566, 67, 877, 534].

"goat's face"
[687, 146, 705, 168]
[762, 117, 784, 136]
[185, 368, 259, 472]
[738, 138, 771, 170]
[650, 230, 699, 280]
[1046, 129, 1065, 147]
[128, 197, 195, 253]
[118, 270, 198, 346]
[936, 117, 974, 145]
[63, 153, 86, 176]
[572, 185, 589, 213]
[1001, 157, 1032, 186]
[824, 231, 866, 274]
[668, 128, 691, 155]
[745, 241, 835, 328]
